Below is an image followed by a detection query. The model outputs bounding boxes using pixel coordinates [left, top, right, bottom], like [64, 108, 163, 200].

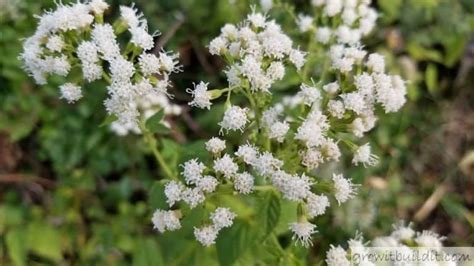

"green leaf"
[132, 238, 164, 266]
[378, 0, 402, 22]
[149, 181, 168, 210]
[145, 110, 168, 134]
[260, 191, 281, 238]
[407, 42, 443, 62]
[425, 63, 438, 95]
[6, 229, 27, 266]
[99, 114, 118, 127]
[27, 222, 63, 262]
[216, 220, 255, 266]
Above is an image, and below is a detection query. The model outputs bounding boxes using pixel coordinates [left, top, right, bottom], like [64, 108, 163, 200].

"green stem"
[141, 125, 178, 181]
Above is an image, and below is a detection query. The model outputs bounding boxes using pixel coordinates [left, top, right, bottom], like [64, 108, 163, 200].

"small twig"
[189, 35, 215, 75]
[153, 14, 186, 54]
[413, 182, 449, 222]
[0, 174, 55, 188]
[181, 105, 208, 139]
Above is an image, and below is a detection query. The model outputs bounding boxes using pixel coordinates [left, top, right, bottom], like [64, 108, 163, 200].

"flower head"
[289, 221, 317, 247]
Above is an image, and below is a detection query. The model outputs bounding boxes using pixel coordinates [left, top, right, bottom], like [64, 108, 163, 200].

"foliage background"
[0, 0, 473, 265]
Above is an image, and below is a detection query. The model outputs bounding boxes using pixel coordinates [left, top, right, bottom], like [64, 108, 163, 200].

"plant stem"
[141, 125, 178, 181]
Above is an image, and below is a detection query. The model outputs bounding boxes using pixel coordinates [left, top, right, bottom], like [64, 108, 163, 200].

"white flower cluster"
[20, 0, 181, 129]
[310, 0, 377, 44]
[326, 223, 447, 266]
[194, 207, 236, 246]
[160, 134, 360, 246]
[110, 91, 182, 136]
[187, 10, 306, 109]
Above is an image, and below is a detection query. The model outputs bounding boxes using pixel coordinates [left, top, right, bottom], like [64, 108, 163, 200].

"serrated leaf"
[261, 191, 281, 238]
[6, 229, 27, 266]
[216, 220, 255, 266]
[99, 114, 118, 127]
[149, 181, 168, 210]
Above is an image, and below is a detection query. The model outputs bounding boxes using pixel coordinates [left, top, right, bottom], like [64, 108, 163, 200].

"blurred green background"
[1, 0, 473, 265]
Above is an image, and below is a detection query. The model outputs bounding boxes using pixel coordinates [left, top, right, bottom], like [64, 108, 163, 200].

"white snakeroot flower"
[316, 27, 331, 44]
[205, 137, 226, 154]
[152, 209, 181, 233]
[261, 107, 281, 128]
[367, 53, 385, 73]
[289, 221, 317, 247]
[209, 36, 228, 55]
[371, 236, 399, 247]
[254, 152, 283, 177]
[235, 144, 259, 165]
[82, 62, 103, 82]
[341, 92, 366, 115]
[374, 74, 407, 113]
[342, 8, 357, 25]
[326, 245, 350, 266]
[260, 0, 273, 12]
[182, 188, 205, 209]
[225, 65, 242, 87]
[247, 11, 267, 28]
[213, 154, 238, 179]
[295, 111, 329, 148]
[332, 173, 357, 204]
[336, 25, 360, 44]
[47, 55, 71, 76]
[323, 82, 340, 95]
[352, 143, 379, 167]
[77, 41, 99, 63]
[194, 226, 218, 247]
[266, 61, 285, 81]
[221, 24, 238, 40]
[414, 231, 445, 250]
[298, 84, 321, 106]
[88, 0, 109, 15]
[350, 118, 366, 138]
[327, 100, 345, 119]
[306, 193, 330, 218]
[280, 174, 313, 201]
[130, 26, 154, 50]
[324, 0, 342, 17]
[158, 52, 180, 74]
[355, 72, 374, 96]
[138, 53, 160, 76]
[164, 181, 184, 207]
[109, 56, 135, 84]
[301, 149, 324, 170]
[187, 81, 212, 109]
[234, 172, 254, 194]
[181, 159, 206, 185]
[196, 176, 218, 193]
[289, 49, 306, 70]
[321, 138, 341, 162]
[219, 106, 248, 133]
[211, 207, 236, 230]
[268, 121, 289, 143]
[332, 56, 355, 73]
[391, 223, 415, 241]
[59, 83, 82, 103]
[120, 5, 142, 29]
[297, 14, 313, 33]
[91, 23, 120, 61]
[46, 35, 64, 52]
